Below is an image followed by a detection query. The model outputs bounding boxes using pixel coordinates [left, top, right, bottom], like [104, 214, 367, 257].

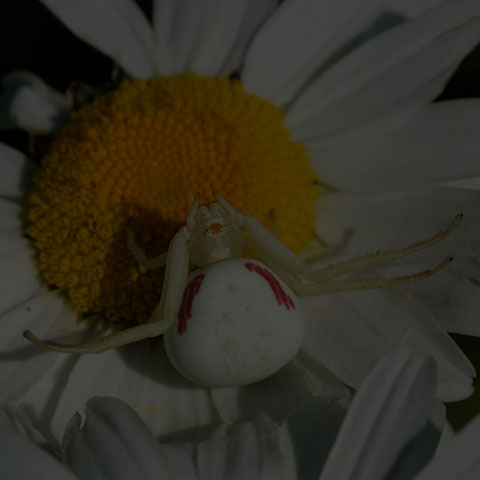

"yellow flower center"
[25, 74, 319, 323]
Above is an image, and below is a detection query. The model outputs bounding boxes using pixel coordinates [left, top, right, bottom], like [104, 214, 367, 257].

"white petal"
[0, 291, 81, 404]
[415, 412, 480, 480]
[0, 425, 76, 480]
[310, 100, 480, 192]
[319, 348, 437, 480]
[386, 400, 445, 480]
[0, 199, 22, 232]
[32, 338, 218, 440]
[315, 187, 480, 262]
[211, 350, 349, 423]
[435, 420, 455, 454]
[153, 0, 277, 77]
[63, 396, 196, 480]
[0, 71, 70, 133]
[0, 235, 44, 315]
[280, 397, 347, 480]
[243, 0, 450, 106]
[301, 289, 474, 402]
[406, 257, 480, 336]
[39, 0, 158, 78]
[244, 0, 413, 107]
[287, 0, 480, 141]
[196, 414, 287, 480]
[0, 405, 54, 451]
[0, 233, 32, 256]
[0, 143, 35, 197]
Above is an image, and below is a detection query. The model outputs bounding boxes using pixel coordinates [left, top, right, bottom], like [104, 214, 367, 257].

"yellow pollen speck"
[208, 223, 226, 234]
[25, 73, 319, 323]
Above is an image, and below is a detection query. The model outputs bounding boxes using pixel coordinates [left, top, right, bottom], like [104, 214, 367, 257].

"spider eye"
[205, 223, 227, 235]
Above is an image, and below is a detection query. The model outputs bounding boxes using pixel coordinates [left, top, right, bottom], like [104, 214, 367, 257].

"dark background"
[1, 0, 480, 428]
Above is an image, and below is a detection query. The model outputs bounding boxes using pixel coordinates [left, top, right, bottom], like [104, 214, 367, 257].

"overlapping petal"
[0, 424, 76, 479]
[319, 348, 437, 480]
[0, 235, 45, 316]
[415, 412, 480, 479]
[315, 187, 480, 261]
[310, 100, 480, 192]
[286, 0, 480, 141]
[0, 291, 83, 404]
[20, 338, 219, 440]
[403, 257, 480, 336]
[38, 0, 158, 78]
[301, 289, 474, 401]
[63, 396, 196, 480]
[153, 0, 277, 77]
[243, 0, 451, 107]
[0, 199, 22, 232]
[211, 350, 349, 423]
[0, 143, 36, 198]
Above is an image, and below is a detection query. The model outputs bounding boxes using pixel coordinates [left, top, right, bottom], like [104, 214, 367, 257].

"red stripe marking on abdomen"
[245, 262, 295, 310]
[178, 273, 205, 334]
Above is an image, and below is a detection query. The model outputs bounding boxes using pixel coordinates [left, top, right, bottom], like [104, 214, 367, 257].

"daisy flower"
[1, 0, 480, 440]
[2, 348, 480, 480]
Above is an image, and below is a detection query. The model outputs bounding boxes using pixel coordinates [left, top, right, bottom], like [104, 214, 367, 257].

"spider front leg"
[127, 193, 200, 270]
[23, 200, 198, 354]
[213, 191, 310, 281]
[213, 191, 460, 295]
[127, 230, 168, 269]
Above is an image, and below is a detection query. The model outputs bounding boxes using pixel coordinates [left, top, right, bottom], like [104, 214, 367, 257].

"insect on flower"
[24, 191, 461, 387]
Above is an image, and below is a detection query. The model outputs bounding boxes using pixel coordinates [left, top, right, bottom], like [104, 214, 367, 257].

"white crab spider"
[24, 192, 461, 387]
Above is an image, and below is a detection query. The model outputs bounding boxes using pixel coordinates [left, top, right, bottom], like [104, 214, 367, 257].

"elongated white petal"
[0, 71, 70, 132]
[301, 289, 474, 402]
[0, 425, 76, 480]
[244, 0, 448, 105]
[415, 412, 480, 480]
[0, 235, 44, 315]
[404, 257, 480, 336]
[287, 0, 480, 141]
[319, 348, 437, 480]
[196, 414, 288, 480]
[244, 0, 409, 106]
[30, 338, 218, 440]
[310, 100, 480, 192]
[215, 0, 278, 76]
[39, 0, 158, 78]
[280, 397, 347, 480]
[386, 400, 445, 480]
[153, 0, 276, 77]
[0, 199, 22, 232]
[0, 405, 53, 450]
[0, 291, 81, 404]
[0, 143, 35, 197]
[211, 350, 349, 423]
[315, 187, 480, 262]
[63, 397, 196, 480]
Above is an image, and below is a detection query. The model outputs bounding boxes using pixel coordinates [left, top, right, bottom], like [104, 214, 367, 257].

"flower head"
[1, 0, 480, 440]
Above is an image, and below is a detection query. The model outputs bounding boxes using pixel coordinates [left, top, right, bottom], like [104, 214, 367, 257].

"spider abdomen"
[164, 258, 304, 387]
